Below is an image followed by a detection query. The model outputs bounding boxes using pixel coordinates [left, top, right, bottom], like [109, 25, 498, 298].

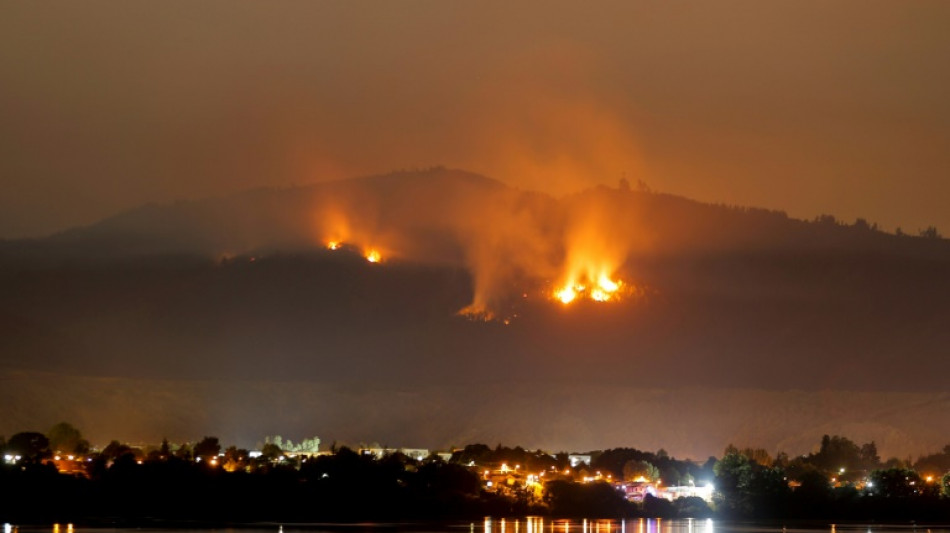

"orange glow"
[365, 249, 382, 263]
[327, 241, 341, 250]
[459, 304, 494, 321]
[554, 272, 625, 305]
[556, 285, 578, 305]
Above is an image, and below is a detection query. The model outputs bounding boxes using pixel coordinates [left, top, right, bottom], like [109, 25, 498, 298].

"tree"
[260, 442, 283, 461]
[790, 467, 833, 517]
[740, 447, 773, 467]
[174, 443, 192, 461]
[47, 422, 90, 455]
[919, 226, 941, 239]
[807, 434, 869, 475]
[222, 445, 249, 472]
[643, 493, 674, 517]
[859, 442, 880, 470]
[544, 479, 630, 517]
[100, 440, 133, 461]
[674, 496, 713, 518]
[713, 453, 755, 516]
[193, 436, 221, 460]
[713, 452, 789, 518]
[868, 468, 921, 498]
[623, 459, 659, 482]
[5, 432, 51, 462]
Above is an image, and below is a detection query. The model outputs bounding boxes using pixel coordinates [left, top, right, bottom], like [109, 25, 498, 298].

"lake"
[7, 519, 950, 533]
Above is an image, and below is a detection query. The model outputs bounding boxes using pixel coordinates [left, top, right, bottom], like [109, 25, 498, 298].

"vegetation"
[3, 426, 950, 524]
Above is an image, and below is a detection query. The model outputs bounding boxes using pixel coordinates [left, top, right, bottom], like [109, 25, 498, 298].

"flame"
[365, 249, 382, 263]
[596, 273, 619, 292]
[553, 272, 625, 305]
[327, 241, 341, 250]
[555, 286, 578, 305]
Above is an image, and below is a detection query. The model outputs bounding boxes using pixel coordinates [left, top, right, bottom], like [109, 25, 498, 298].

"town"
[3, 424, 950, 524]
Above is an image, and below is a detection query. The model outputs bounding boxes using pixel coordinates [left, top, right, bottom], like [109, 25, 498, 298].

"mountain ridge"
[1, 168, 948, 452]
[4, 167, 945, 266]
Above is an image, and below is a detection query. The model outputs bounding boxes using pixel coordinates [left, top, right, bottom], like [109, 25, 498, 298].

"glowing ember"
[365, 249, 382, 263]
[327, 241, 341, 250]
[458, 304, 495, 321]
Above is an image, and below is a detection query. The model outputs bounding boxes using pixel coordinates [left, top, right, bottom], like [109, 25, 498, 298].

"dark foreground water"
[7, 519, 950, 533]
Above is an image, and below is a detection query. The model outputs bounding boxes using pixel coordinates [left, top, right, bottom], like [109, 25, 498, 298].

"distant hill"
[2, 168, 949, 456]
[6, 166, 945, 265]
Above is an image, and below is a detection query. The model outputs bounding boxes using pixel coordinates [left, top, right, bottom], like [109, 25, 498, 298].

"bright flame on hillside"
[555, 286, 578, 305]
[327, 241, 341, 250]
[554, 272, 625, 305]
[365, 249, 382, 263]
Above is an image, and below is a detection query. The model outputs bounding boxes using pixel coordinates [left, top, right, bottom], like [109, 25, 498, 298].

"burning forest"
[310, 170, 652, 321]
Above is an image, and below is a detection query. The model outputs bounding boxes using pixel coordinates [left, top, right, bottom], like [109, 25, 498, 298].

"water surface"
[7, 519, 950, 533]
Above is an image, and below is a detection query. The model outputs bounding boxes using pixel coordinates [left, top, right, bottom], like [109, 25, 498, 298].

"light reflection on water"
[504, 519, 950, 533]
[3, 521, 950, 533]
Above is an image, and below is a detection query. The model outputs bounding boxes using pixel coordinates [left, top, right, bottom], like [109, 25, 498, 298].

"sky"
[2, 1, 950, 239]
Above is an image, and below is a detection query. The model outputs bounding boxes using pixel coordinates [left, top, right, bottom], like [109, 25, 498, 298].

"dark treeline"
[1, 445, 533, 524]
[4, 426, 950, 524]
[712, 436, 950, 522]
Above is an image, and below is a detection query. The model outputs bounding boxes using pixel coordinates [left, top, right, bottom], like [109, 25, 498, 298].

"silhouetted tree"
[643, 493, 674, 517]
[47, 422, 89, 455]
[789, 468, 833, 518]
[100, 440, 133, 461]
[674, 496, 713, 518]
[544, 479, 630, 517]
[174, 442, 192, 461]
[714, 452, 755, 516]
[919, 226, 941, 239]
[260, 442, 282, 461]
[714, 452, 788, 519]
[859, 441, 880, 469]
[868, 468, 921, 498]
[805, 434, 875, 477]
[6, 432, 51, 462]
[623, 459, 659, 482]
[193, 436, 221, 460]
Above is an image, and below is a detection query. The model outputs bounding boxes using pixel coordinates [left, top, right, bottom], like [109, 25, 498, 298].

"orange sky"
[2, 0, 949, 238]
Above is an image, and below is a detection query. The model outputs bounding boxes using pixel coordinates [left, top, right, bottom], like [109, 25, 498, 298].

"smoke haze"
[2, 1, 950, 238]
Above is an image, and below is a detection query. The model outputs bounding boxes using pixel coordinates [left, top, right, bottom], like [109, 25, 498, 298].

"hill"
[2, 168, 949, 456]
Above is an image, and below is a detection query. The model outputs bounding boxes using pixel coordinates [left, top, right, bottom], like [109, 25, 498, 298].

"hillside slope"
[2, 169, 949, 454]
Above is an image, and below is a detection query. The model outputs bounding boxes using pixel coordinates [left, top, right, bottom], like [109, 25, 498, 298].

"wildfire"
[555, 286, 578, 305]
[327, 241, 341, 250]
[365, 249, 382, 263]
[554, 272, 625, 305]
